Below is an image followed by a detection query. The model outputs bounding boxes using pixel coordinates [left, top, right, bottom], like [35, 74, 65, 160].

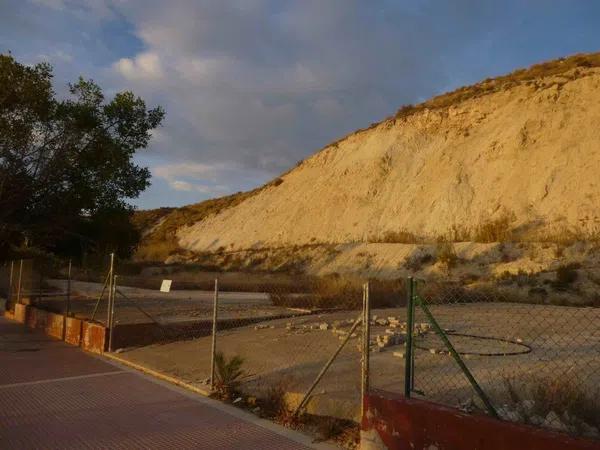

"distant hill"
[135, 52, 600, 272]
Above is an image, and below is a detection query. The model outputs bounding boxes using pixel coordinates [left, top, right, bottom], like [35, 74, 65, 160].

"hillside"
[135, 52, 600, 279]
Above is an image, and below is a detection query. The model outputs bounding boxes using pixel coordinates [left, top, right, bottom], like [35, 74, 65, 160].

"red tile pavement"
[0, 317, 319, 449]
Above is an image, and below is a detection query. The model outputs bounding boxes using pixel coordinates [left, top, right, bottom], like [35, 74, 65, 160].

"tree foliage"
[0, 53, 164, 260]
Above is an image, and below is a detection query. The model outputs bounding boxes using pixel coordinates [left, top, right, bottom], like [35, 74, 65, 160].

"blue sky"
[1, 0, 599, 209]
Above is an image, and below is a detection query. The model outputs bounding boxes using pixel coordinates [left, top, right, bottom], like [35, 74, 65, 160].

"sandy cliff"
[177, 63, 600, 253]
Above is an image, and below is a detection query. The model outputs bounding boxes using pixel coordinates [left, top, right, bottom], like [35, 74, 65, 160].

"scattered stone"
[458, 398, 476, 413]
[392, 351, 404, 358]
[319, 323, 329, 330]
[253, 407, 261, 414]
[233, 397, 243, 404]
[254, 324, 269, 330]
[544, 411, 569, 432]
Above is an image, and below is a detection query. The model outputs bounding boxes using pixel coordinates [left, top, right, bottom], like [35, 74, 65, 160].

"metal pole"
[361, 281, 371, 420]
[91, 272, 110, 322]
[295, 315, 363, 416]
[7, 260, 14, 307]
[404, 277, 415, 397]
[415, 295, 499, 418]
[16, 259, 23, 304]
[108, 275, 117, 352]
[106, 253, 114, 327]
[410, 281, 416, 392]
[66, 259, 72, 316]
[209, 278, 219, 389]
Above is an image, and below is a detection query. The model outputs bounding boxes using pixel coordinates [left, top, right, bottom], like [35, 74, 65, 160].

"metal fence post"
[108, 275, 117, 353]
[209, 278, 219, 389]
[361, 281, 371, 420]
[7, 260, 14, 307]
[294, 314, 363, 416]
[66, 259, 72, 316]
[16, 259, 23, 304]
[404, 277, 415, 397]
[106, 253, 114, 327]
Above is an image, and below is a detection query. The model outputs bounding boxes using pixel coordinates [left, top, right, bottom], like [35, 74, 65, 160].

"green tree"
[0, 53, 164, 260]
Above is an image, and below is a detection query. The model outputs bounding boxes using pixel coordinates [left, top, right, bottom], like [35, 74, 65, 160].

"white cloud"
[114, 52, 164, 81]
[152, 162, 232, 194]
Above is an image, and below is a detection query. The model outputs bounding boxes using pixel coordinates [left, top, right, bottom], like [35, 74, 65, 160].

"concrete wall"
[4, 304, 106, 354]
[64, 317, 83, 346]
[361, 390, 599, 450]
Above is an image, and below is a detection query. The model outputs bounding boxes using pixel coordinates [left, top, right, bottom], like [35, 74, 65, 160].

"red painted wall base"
[362, 390, 599, 450]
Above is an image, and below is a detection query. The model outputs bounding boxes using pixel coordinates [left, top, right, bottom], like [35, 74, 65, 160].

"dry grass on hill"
[132, 192, 254, 261]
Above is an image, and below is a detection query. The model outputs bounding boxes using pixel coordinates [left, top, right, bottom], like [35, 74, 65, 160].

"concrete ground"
[119, 303, 600, 422]
[0, 317, 331, 449]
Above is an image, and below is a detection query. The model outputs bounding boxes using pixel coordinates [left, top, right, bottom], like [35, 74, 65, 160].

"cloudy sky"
[2, 1, 599, 209]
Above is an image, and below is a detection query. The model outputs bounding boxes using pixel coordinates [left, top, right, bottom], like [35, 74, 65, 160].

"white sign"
[160, 279, 172, 293]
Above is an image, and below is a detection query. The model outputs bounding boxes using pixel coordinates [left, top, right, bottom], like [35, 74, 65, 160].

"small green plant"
[214, 352, 245, 400]
[258, 381, 296, 425]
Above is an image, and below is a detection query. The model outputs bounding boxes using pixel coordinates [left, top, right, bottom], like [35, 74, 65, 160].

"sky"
[1, 1, 599, 209]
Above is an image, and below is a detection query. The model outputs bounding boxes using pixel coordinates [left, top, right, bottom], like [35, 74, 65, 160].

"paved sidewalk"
[0, 317, 322, 449]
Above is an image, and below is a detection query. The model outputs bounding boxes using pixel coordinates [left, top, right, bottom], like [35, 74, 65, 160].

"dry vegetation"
[267, 275, 405, 310]
[132, 191, 256, 261]
[503, 376, 600, 437]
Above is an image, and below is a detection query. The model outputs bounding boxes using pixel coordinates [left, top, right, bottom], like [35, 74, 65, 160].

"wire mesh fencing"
[109, 274, 383, 422]
[369, 277, 600, 441]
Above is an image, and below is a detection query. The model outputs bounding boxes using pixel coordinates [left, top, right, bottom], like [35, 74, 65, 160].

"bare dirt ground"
[116, 302, 600, 430]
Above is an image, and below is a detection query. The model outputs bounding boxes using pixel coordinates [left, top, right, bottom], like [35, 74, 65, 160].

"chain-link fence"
[1, 257, 66, 311]
[5, 255, 598, 442]
[369, 277, 600, 441]
[111, 274, 393, 425]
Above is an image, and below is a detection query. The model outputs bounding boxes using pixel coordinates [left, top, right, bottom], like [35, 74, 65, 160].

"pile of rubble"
[255, 315, 437, 358]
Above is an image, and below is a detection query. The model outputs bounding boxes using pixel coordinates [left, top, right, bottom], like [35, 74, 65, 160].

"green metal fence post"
[414, 295, 499, 418]
[404, 277, 415, 397]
